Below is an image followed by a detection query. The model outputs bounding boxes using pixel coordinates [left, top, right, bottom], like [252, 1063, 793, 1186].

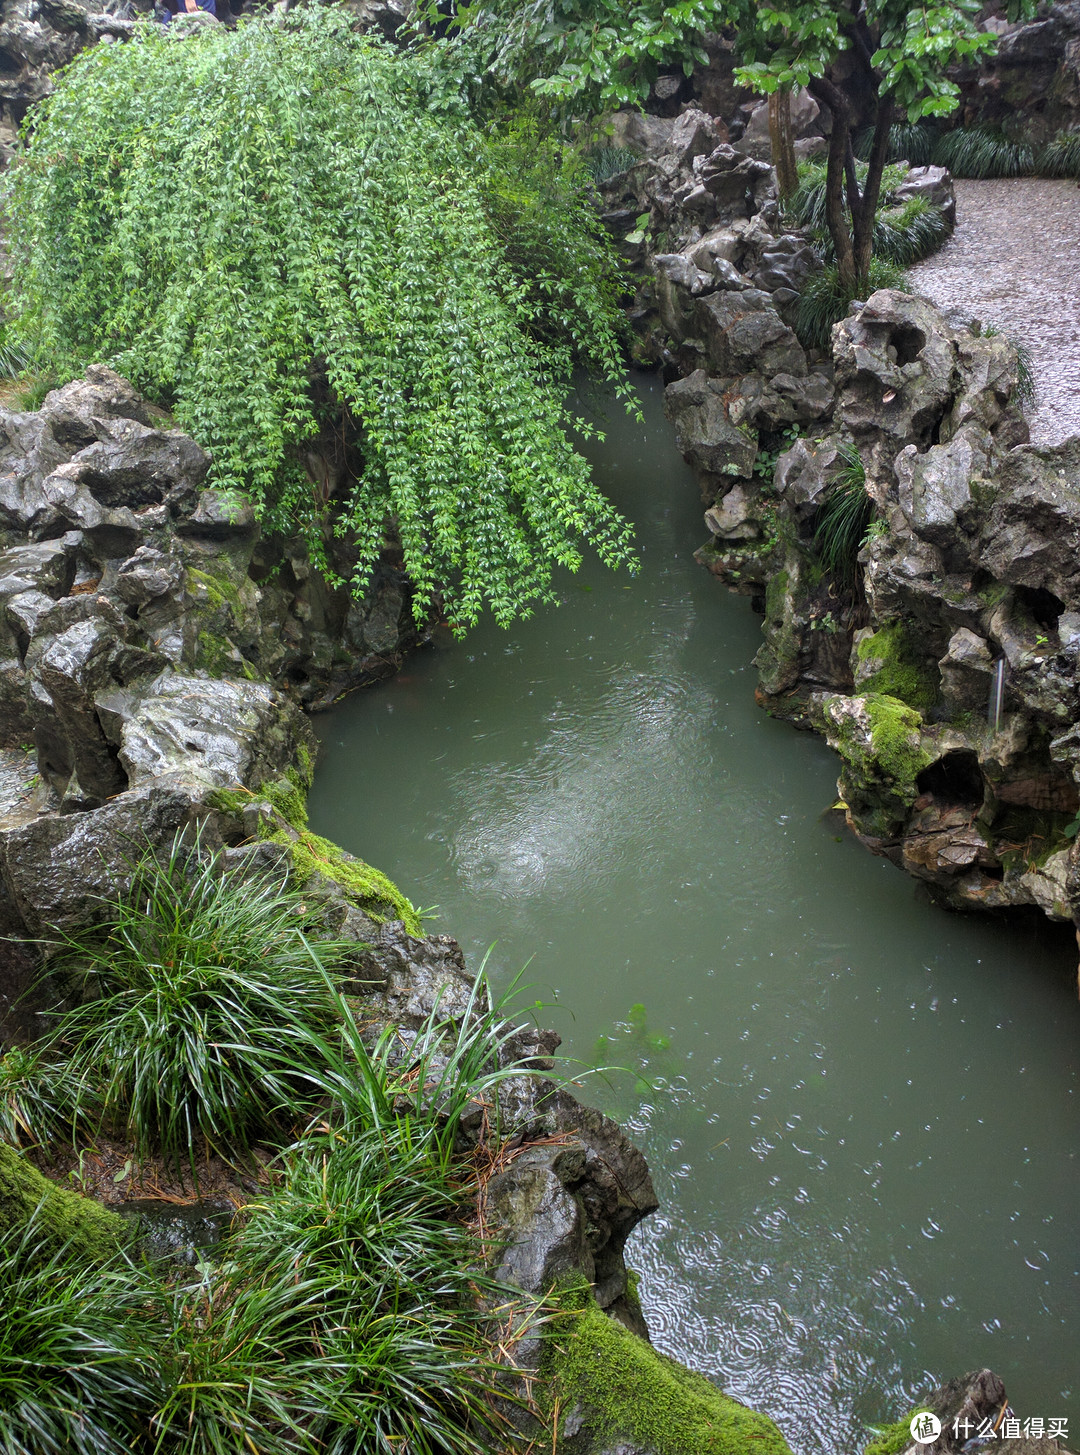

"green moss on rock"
[187, 566, 243, 614]
[544, 1280, 794, 1455]
[864, 1410, 933, 1455]
[271, 828, 421, 935]
[0, 1144, 128, 1265]
[856, 624, 937, 713]
[261, 776, 308, 831]
[863, 695, 933, 788]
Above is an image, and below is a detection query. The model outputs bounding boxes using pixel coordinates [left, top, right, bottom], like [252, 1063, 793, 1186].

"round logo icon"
[909, 1412, 942, 1444]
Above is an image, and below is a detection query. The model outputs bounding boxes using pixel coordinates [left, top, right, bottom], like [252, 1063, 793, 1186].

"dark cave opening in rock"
[916, 748, 985, 805]
[890, 322, 927, 366]
[1014, 584, 1065, 632]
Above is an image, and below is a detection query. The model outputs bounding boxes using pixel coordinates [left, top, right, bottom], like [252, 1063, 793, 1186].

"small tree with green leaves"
[434, 0, 1037, 292]
[732, 0, 1037, 291]
[7, 8, 636, 629]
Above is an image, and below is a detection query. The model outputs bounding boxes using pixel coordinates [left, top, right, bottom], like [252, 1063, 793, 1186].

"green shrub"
[8, 9, 636, 630]
[0, 1212, 158, 1455]
[48, 832, 355, 1172]
[795, 259, 911, 353]
[932, 125, 1036, 178]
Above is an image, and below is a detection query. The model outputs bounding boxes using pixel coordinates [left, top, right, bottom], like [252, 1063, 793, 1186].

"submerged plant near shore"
[8, 8, 637, 629]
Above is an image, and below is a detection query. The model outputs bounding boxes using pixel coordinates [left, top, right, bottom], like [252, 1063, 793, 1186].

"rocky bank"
[591, 100, 1080, 943]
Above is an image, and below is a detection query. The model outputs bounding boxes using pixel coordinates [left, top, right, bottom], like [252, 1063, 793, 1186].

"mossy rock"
[855, 623, 938, 713]
[544, 1280, 794, 1455]
[863, 1409, 934, 1455]
[825, 692, 933, 839]
[0, 1143, 128, 1265]
[273, 828, 421, 936]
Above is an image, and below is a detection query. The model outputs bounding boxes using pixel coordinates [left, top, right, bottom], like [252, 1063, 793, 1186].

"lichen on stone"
[543, 1278, 794, 1455]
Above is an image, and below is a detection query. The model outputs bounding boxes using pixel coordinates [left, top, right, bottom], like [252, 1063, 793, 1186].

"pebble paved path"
[909, 176, 1080, 446]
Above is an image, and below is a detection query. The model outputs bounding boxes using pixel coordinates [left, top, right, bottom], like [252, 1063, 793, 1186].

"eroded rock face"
[0, 366, 425, 972]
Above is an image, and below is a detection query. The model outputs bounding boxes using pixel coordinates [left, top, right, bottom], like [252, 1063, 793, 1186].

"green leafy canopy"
[7, 8, 637, 628]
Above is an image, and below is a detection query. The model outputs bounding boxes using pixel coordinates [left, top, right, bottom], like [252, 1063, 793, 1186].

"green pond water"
[308, 375, 1080, 1454]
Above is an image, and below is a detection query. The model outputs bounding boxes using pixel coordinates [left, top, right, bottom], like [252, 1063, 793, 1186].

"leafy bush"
[48, 832, 354, 1172]
[0, 1214, 158, 1455]
[813, 442, 874, 586]
[8, 9, 636, 629]
[795, 258, 911, 353]
[932, 125, 1036, 178]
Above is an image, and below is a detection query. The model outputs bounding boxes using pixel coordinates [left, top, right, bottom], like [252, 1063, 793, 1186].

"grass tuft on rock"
[812, 443, 874, 586]
[48, 830, 355, 1172]
[795, 259, 911, 353]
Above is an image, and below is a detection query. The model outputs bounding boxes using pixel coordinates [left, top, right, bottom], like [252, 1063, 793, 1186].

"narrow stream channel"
[308, 376, 1080, 1454]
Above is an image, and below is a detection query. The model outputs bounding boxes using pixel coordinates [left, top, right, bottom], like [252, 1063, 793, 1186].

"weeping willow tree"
[7, 8, 636, 627]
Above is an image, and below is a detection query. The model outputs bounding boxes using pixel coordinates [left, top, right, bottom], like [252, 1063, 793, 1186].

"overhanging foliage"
[7, 8, 636, 627]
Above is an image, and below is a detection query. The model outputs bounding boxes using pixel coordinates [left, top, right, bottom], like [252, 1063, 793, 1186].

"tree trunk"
[852, 99, 894, 286]
[0, 1143, 128, 1264]
[768, 87, 798, 204]
[809, 78, 856, 291]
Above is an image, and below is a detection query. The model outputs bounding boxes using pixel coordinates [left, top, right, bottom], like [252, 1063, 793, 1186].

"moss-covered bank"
[543, 1279, 794, 1455]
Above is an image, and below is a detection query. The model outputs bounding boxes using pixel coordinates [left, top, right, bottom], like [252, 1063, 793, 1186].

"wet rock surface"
[0, 365, 424, 1018]
[603, 103, 1080, 932]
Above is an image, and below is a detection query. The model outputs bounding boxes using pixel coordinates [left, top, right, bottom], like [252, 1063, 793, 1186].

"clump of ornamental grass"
[854, 119, 937, 166]
[584, 145, 640, 185]
[46, 830, 356, 1174]
[795, 257, 911, 353]
[133, 980, 539, 1454]
[872, 195, 951, 266]
[1039, 129, 1080, 178]
[0, 1214, 160, 1455]
[931, 125, 1036, 178]
[0, 1044, 90, 1149]
[813, 442, 874, 586]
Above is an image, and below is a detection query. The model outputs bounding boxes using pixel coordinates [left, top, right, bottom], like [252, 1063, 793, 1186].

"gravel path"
[909, 176, 1080, 446]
